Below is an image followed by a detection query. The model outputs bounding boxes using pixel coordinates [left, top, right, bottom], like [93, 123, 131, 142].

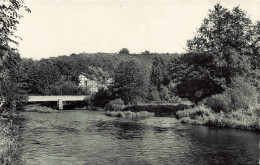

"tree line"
[1, 3, 260, 114]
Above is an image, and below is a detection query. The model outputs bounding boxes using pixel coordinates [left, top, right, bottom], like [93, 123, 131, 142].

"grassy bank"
[176, 105, 260, 131]
[105, 110, 154, 119]
[0, 120, 25, 165]
[123, 104, 191, 116]
[23, 104, 59, 113]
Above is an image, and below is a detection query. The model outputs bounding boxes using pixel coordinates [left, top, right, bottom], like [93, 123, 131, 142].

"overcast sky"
[16, 0, 260, 59]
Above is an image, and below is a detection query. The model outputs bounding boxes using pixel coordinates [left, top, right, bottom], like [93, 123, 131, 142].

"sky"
[16, 0, 260, 59]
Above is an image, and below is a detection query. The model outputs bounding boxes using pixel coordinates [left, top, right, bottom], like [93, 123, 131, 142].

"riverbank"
[176, 105, 260, 132]
[0, 120, 25, 164]
[122, 103, 191, 116]
[121, 103, 259, 132]
[23, 104, 59, 113]
[105, 110, 154, 119]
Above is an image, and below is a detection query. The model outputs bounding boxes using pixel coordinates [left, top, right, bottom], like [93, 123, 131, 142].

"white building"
[78, 74, 99, 93]
[78, 74, 113, 93]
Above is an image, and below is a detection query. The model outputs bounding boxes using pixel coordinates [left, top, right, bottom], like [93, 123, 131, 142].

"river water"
[15, 110, 259, 165]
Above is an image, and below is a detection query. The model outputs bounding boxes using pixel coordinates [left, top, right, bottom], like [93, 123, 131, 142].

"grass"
[105, 110, 155, 119]
[176, 105, 260, 131]
[23, 104, 59, 113]
[0, 120, 25, 165]
[123, 104, 191, 116]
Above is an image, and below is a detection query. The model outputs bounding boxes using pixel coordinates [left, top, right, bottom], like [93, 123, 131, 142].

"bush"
[105, 99, 125, 111]
[202, 77, 259, 113]
[176, 105, 211, 120]
[202, 94, 231, 113]
[176, 105, 260, 131]
[169, 95, 183, 104]
[23, 104, 58, 113]
[0, 120, 25, 165]
[91, 87, 114, 107]
[105, 111, 154, 119]
[123, 104, 191, 116]
[159, 86, 171, 101]
[148, 90, 161, 102]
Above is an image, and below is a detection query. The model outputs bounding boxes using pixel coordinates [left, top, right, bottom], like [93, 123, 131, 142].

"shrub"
[0, 121, 25, 165]
[169, 95, 183, 104]
[202, 94, 231, 113]
[159, 86, 171, 101]
[105, 111, 154, 119]
[105, 99, 125, 111]
[176, 105, 211, 120]
[202, 77, 259, 113]
[176, 105, 260, 131]
[148, 90, 161, 102]
[91, 87, 114, 107]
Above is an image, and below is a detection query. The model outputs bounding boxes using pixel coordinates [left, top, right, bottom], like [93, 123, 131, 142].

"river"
[15, 110, 259, 165]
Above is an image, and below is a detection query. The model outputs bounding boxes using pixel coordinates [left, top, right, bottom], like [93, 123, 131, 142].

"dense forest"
[18, 51, 178, 101]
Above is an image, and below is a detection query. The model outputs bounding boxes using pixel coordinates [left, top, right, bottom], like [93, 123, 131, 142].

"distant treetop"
[119, 48, 130, 54]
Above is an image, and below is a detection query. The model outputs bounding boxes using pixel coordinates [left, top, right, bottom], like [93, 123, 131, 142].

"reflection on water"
[15, 110, 259, 165]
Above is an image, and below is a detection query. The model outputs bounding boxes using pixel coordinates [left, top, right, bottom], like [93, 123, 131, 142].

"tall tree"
[113, 59, 149, 104]
[187, 4, 257, 84]
[171, 4, 260, 102]
[0, 0, 30, 110]
[151, 56, 169, 90]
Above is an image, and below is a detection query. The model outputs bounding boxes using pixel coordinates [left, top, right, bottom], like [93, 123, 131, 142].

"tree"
[0, 0, 31, 58]
[186, 4, 257, 84]
[0, 0, 30, 111]
[91, 87, 114, 107]
[119, 48, 130, 55]
[171, 4, 260, 102]
[151, 56, 170, 90]
[83, 66, 110, 85]
[113, 59, 149, 104]
[141, 50, 150, 55]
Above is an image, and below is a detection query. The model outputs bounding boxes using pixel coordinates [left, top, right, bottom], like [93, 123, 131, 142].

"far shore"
[23, 104, 59, 113]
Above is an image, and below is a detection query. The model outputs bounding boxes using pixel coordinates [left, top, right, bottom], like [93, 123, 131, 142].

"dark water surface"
[15, 110, 259, 165]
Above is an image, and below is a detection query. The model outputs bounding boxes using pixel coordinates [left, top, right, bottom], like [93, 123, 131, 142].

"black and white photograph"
[0, 0, 260, 164]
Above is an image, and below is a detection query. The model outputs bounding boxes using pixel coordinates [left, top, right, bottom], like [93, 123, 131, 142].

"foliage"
[105, 99, 125, 111]
[23, 104, 58, 113]
[18, 52, 175, 97]
[176, 105, 259, 131]
[158, 86, 171, 101]
[141, 50, 150, 55]
[202, 77, 259, 113]
[105, 110, 154, 119]
[151, 56, 170, 90]
[83, 66, 110, 85]
[44, 80, 89, 95]
[90, 87, 114, 107]
[176, 105, 211, 121]
[119, 48, 130, 55]
[0, 120, 25, 165]
[187, 4, 255, 56]
[148, 89, 161, 102]
[0, 0, 30, 111]
[169, 53, 225, 102]
[170, 4, 260, 102]
[123, 104, 190, 116]
[0, 0, 31, 57]
[113, 59, 150, 104]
